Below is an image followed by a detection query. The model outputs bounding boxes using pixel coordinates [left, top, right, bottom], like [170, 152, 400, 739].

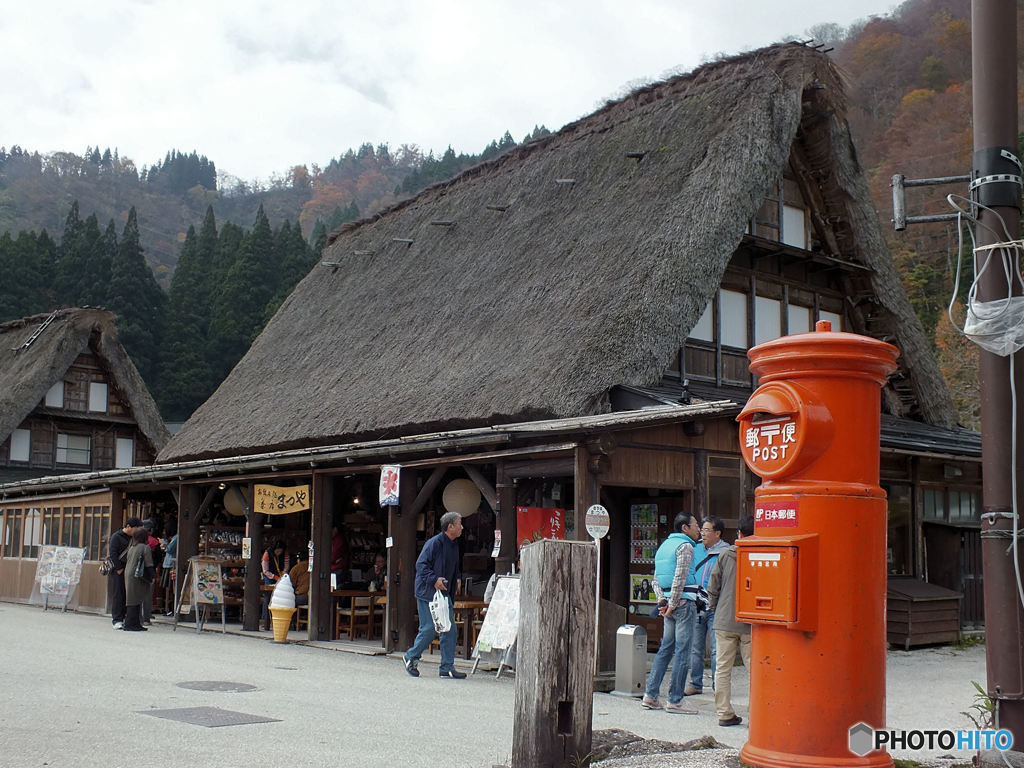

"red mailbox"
[736, 321, 898, 768]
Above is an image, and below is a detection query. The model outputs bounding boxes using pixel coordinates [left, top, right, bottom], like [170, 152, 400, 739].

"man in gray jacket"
[706, 515, 754, 727]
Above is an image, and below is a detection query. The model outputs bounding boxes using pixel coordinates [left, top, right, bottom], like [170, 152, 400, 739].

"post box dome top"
[747, 321, 900, 385]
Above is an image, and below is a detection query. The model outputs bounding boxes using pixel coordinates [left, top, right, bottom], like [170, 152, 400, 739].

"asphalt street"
[0, 602, 988, 768]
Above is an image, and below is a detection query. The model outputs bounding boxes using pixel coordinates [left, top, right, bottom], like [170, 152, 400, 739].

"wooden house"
[0, 308, 170, 609]
[0, 45, 983, 640]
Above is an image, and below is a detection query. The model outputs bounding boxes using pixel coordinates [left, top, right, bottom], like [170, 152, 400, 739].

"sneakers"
[439, 669, 467, 679]
[664, 702, 699, 715]
[142, 620, 152, 627]
[683, 685, 702, 696]
[719, 715, 743, 727]
[640, 696, 662, 710]
[403, 657, 420, 678]
[113, 621, 124, 629]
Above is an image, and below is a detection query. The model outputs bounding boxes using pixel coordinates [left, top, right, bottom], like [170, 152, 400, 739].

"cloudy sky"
[2, 0, 896, 183]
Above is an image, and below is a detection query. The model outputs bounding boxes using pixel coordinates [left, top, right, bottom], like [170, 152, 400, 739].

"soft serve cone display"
[269, 574, 296, 643]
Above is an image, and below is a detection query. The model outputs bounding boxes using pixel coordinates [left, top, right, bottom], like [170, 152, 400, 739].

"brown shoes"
[719, 715, 743, 727]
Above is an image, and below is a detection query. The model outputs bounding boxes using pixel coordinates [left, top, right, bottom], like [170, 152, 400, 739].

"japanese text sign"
[379, 465, 400, 506]
[254, 483, 311, 515]
[754, 500, 800, 528]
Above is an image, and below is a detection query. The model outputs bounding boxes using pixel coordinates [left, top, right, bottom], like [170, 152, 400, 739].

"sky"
[1, 0, 898, 184]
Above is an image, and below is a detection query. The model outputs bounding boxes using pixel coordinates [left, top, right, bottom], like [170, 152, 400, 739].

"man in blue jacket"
[641, 511, 701, 714]
[403, 511, 465, 679]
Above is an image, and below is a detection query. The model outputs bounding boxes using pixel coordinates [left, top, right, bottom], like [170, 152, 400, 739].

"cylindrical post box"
[736, 321, 899, 768]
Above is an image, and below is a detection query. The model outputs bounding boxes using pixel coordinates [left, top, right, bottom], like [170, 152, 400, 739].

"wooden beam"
[408, 466, 446, 518]
[462, 464, 497, 511]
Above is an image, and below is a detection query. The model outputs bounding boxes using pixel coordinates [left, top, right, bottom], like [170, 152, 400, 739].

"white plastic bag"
[428, 589, 451, 634]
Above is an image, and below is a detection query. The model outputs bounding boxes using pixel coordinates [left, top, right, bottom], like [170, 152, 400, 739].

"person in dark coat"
[124, 528, 154, 632]
[107, 516, 142, 629]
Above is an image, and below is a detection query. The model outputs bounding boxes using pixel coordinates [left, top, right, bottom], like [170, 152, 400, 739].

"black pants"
[124, 604, 144, 631]
[109, 573, 126, 624]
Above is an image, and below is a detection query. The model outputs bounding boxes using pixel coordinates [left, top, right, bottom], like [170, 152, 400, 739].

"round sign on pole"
[585, 504, 610, 539]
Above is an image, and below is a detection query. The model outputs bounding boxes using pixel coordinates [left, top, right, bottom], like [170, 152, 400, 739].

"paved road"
[0, 602, 987, 767]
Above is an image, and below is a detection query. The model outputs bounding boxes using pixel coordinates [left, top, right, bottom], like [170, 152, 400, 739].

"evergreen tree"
[108, 207, 166, 384]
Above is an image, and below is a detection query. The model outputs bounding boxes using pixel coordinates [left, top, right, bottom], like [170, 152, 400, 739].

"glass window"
[42, 507, 60, 546]
[690, 300, 713, 342]
[57, 433, 91, 465]
[922, 488, 944, 520]
[754, 296, 782, 346]
[782, 205, 807, 248]
[788, 304, 811, 335]
[116, 438, 134, 469]
[88, 382, 108, 413]
[22, 508, 41, 558]
[720, 290, 748, 349]
[10, 428, 30, 462]
[45, 381, 64, 408]
[820, 310, 842, 332]
[5, 510, 21, 557]
[709, 476, 741, 521]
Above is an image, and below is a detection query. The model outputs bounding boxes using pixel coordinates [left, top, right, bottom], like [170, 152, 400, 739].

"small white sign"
[241, 538, 252, 560]
[385, 536, 394, 549]
[585, 504, 610, 539]
[491, 530, 502, 558]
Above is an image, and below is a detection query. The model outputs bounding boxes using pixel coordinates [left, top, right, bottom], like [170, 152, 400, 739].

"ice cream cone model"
[268, 574, 297, 643]
[270, 606, 295, 643]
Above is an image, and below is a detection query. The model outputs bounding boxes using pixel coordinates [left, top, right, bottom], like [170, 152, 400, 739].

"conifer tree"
[108, 207, 166, 384]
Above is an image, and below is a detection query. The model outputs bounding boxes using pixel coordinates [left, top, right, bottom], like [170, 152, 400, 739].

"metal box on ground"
[613, 624, 647, 696]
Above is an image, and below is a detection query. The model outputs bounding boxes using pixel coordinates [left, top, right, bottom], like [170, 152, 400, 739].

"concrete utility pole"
[972, 0, 1024, 751]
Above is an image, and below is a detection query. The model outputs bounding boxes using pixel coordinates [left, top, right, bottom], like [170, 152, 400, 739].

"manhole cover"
[176, 681, 258, 692]
[141, 706, 280, 728]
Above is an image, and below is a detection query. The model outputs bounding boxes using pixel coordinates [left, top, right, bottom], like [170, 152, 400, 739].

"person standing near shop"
[140, 519, 163, 626]
[403, 511, 464, 679]
[707, 515, 754, 727]
[107, 516, 142, 629]
[641, 512, 701, 714]
[685, 516, 728, 696]
[124, 528, 154, 632]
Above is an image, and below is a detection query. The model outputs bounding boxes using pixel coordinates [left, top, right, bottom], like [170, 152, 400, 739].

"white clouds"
[1, 0, 895, 180]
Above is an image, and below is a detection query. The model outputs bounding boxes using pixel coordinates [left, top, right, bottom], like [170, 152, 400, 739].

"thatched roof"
[160, 43, 956, 463]
[0, 308, 170, 455]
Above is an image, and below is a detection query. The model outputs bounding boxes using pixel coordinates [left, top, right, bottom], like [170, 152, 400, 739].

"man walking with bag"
[403, 511, 465, 679]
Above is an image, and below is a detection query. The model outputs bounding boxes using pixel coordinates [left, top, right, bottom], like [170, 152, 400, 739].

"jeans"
[688, 608, 716, 691]
[644, 600, 696, 705]
[405, 596, 457, 673]
[714, 629, 751, 719]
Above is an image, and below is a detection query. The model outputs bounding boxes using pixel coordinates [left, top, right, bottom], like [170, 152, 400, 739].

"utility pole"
[973, 0, 1024, 754]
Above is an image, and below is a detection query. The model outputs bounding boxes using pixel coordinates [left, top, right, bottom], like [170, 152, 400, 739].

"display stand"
[31, 546, 86, 612]
[471, 575, 520, 678]
[192, 558, 227, 634]
[172, 558, 194, 632]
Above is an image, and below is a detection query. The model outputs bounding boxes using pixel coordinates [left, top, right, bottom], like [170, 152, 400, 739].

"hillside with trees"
[1, 0, 1020, 428]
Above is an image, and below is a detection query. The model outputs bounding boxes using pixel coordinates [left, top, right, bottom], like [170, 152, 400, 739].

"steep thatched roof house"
[1, 308, 169, 480]
[161, 43, 955, 464]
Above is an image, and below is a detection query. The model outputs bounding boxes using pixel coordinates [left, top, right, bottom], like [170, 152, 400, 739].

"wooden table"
[331, 590, 385, 641]
[453, 598, 488, 659]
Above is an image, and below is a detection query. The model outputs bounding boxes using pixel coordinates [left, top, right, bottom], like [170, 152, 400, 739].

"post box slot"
[755, 597, 774, 610]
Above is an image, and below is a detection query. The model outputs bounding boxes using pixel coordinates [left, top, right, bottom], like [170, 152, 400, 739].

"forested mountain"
[1, 0, 1020, 428]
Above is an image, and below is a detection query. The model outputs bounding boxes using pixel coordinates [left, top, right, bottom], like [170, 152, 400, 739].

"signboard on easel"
[472, 575, 520, 677]
[189, 558, 227, 633]
[30, 546, 86, 611]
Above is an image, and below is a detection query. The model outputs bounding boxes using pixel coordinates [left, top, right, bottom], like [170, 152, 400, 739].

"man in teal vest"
[641, 511, 701, 714]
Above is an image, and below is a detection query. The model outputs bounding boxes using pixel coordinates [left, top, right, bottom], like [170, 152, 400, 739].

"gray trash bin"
[614, 624, 647, 695]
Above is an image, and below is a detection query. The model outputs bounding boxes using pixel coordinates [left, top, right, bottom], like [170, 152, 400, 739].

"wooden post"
[176, 484, 199, 595]
[244, 499, 265, 631]
[395, 467, 420, 649]
[495, 461, 517, 574]
[513, 539, 596, 768]
[310, 472, 334, 640]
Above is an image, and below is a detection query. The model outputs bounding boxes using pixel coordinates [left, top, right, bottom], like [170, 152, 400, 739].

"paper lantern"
[442, 478, 481, 517]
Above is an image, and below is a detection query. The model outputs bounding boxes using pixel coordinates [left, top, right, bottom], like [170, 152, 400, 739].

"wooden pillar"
[394, 467, 420, 649]
[513, 539, 596, 768]
[574, 444, 599, 532]
[694, 448, 708, 523]
[606, 491, 628, 607]
[176, 484, 199, 595]
[243, 486, 264, 631]
[495, 461, 517, 575]
[307, 473, 333, 640]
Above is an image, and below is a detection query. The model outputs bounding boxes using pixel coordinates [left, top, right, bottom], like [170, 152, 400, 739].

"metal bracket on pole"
[891, 173, 971, 230]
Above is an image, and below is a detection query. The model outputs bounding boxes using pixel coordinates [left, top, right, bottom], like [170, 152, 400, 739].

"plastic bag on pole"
[428, 589, 451, 633]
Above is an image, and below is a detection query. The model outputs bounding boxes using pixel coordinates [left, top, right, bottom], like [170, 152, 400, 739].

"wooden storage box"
[887, 576, 962, 650]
